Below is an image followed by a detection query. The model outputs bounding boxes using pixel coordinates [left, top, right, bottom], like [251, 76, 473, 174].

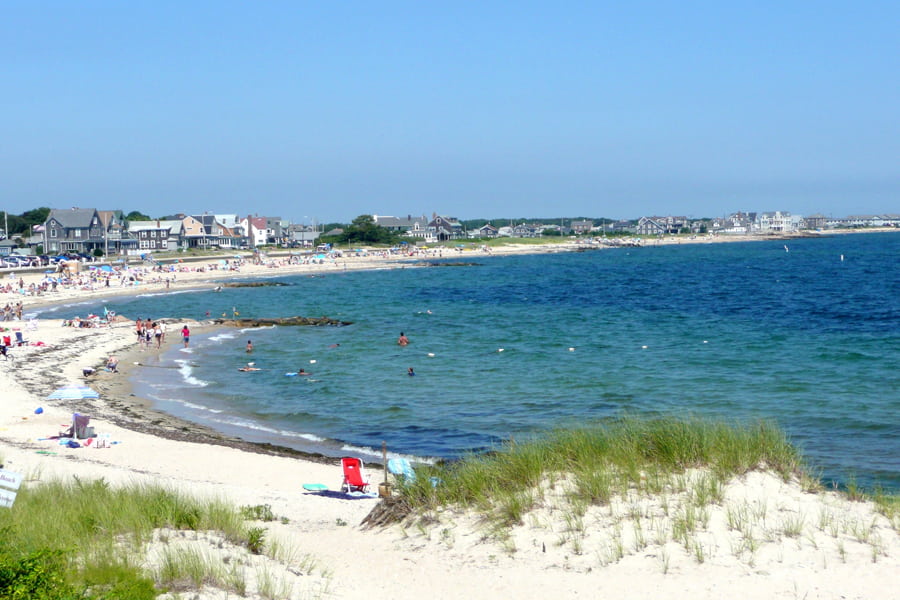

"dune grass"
[0, 478, 265, 599]
[398, 416, 803, 523]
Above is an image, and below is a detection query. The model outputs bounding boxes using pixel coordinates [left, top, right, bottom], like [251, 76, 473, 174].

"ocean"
[38, 233, 900, 490]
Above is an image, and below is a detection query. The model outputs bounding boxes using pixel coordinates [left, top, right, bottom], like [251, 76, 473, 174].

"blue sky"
[3, 1, 897, 223]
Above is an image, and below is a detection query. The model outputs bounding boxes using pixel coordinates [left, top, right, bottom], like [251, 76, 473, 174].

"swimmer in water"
[238, 365, 261, 372]
[246, 340, 253, 353]
[298, 368, 311, 376]
[398, 332, 409, 346]
[408, 366, 415, 376]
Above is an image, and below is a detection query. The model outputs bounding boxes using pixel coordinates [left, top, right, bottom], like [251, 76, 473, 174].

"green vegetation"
[1, 208, 50, 238]
[398, 416, 802, 523]
[324, 214, 401, 246]
[0, 478, 315, 599]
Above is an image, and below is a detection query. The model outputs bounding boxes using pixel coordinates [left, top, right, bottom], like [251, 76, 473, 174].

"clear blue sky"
[3, 1, 897, 223]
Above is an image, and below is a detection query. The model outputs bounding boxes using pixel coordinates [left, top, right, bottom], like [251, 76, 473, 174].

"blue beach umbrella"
[47, 385, 100, 400]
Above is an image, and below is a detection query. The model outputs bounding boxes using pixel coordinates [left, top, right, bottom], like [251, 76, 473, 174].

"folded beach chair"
[340, 457, 370, 493]
[387, 458, 417, 484]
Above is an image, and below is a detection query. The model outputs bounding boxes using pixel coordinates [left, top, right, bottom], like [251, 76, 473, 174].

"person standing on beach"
[398, 332, 409, 346]
[246, 340, 253, 353]
[181, 325, 190, 348]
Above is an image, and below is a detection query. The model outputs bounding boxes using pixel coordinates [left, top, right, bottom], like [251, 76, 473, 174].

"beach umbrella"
[47, 385, 100, 400]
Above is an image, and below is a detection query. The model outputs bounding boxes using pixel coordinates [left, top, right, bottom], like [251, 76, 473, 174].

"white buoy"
[310, 359, 316, 364]
[427, 353, 435, 357]
[498, 348, 504, 353]
[641, 345, 648, 349]
[703, 340, 708, 344]
[568, 347, 575, 352]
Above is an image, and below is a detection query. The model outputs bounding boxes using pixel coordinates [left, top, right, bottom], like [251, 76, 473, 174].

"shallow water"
[41, 233, 900, 490]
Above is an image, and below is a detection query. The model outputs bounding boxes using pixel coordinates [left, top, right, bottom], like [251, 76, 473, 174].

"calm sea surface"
[39, 233, 900, 490]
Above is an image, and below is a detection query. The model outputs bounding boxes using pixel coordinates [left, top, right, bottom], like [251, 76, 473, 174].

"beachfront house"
[474, 223, 499, 238]
[43, 207, 108, 255]
[373, 215, 430, 239]
[427, 215, 465, 241]
[636, 216, 689, 236]
[128, 220, 184, 253]
[240, 216, 268, 247]
[754, 211, 799, 234]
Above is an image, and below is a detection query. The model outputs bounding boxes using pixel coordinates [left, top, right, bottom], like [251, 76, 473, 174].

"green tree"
[125, 210, 152, 221]
[337, 215, 400, 245]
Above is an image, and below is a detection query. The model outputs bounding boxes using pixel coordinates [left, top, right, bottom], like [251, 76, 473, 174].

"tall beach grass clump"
[398, 416, 803, 522]
[0, 478, 257, 599]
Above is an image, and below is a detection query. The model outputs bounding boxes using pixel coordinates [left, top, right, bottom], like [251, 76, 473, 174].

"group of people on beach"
[1, 302, 24, 321]
[135, 317, 165, 349]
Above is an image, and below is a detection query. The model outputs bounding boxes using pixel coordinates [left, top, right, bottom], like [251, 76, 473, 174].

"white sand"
[1, 243, 898, 599]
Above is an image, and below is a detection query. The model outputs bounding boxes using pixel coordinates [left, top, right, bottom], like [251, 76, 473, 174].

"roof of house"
[128, 220, 183, 234]
[47, 208, 98, 228]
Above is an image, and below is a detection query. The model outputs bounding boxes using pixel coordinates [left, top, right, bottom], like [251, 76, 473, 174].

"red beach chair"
[340, 457, 370, 493]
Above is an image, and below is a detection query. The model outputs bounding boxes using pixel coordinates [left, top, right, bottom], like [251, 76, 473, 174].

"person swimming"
[398, 332, 409, 346]
[408, 366, 415, 376]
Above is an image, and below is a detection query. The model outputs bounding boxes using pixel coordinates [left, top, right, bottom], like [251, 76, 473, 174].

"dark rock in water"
[213, 316, 352, 327]
[222, 281, 289, 288]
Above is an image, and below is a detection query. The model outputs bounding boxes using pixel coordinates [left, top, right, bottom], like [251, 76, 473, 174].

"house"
[373, 215, 429, 238]
[97, 210, 137, 256]
[178, 214, 245, 249]
[754, 211, 798, 233]
[570, 220, 593, 234]
[43, 208, 107, 255]
[474, 223, 498, 238]
[240, 216, 268, 247]
[711, 212, 755, 235]
[427, 215, 465, 241]
[636, 216, 689, 235]
[511, 223, 541, 238]
[636, 217, 666, 236]
[128, 220, 184, 253]
[802, 214, 827, 230]
[286, 223, 320, 247]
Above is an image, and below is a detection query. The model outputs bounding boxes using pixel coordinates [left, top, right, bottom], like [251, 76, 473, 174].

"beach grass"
[400, 416, 803, 520]
[0, 478, 307, 599]
[388, 416, 900, 568]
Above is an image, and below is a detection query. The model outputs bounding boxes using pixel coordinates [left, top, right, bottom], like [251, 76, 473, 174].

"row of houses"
[4, 208, 898, 257]
[38, 208, 320, 256]
[635, 212, 900, 236]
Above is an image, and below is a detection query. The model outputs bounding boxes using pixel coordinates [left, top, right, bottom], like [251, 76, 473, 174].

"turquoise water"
[40, 233, 900, 490]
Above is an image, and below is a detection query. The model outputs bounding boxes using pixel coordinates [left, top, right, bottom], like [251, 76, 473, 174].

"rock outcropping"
[212, 316, 351, 327]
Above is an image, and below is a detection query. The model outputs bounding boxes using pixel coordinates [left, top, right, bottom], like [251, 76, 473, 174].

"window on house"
[50, 228, 57, 238]
[74, 230, 81, 238]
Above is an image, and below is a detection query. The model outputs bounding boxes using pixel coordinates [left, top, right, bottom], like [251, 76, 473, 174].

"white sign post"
[0, 468, 23, 508]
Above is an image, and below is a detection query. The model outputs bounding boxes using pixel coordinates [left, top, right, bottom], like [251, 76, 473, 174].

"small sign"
[0, 488, 16, 508]
[0, 469, 23, 491]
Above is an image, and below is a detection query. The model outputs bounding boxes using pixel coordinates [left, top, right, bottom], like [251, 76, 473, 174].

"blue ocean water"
[41, 233, 900, 490]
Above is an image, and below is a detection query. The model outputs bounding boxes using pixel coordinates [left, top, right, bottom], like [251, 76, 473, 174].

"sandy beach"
[1, 237, 898, 599]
